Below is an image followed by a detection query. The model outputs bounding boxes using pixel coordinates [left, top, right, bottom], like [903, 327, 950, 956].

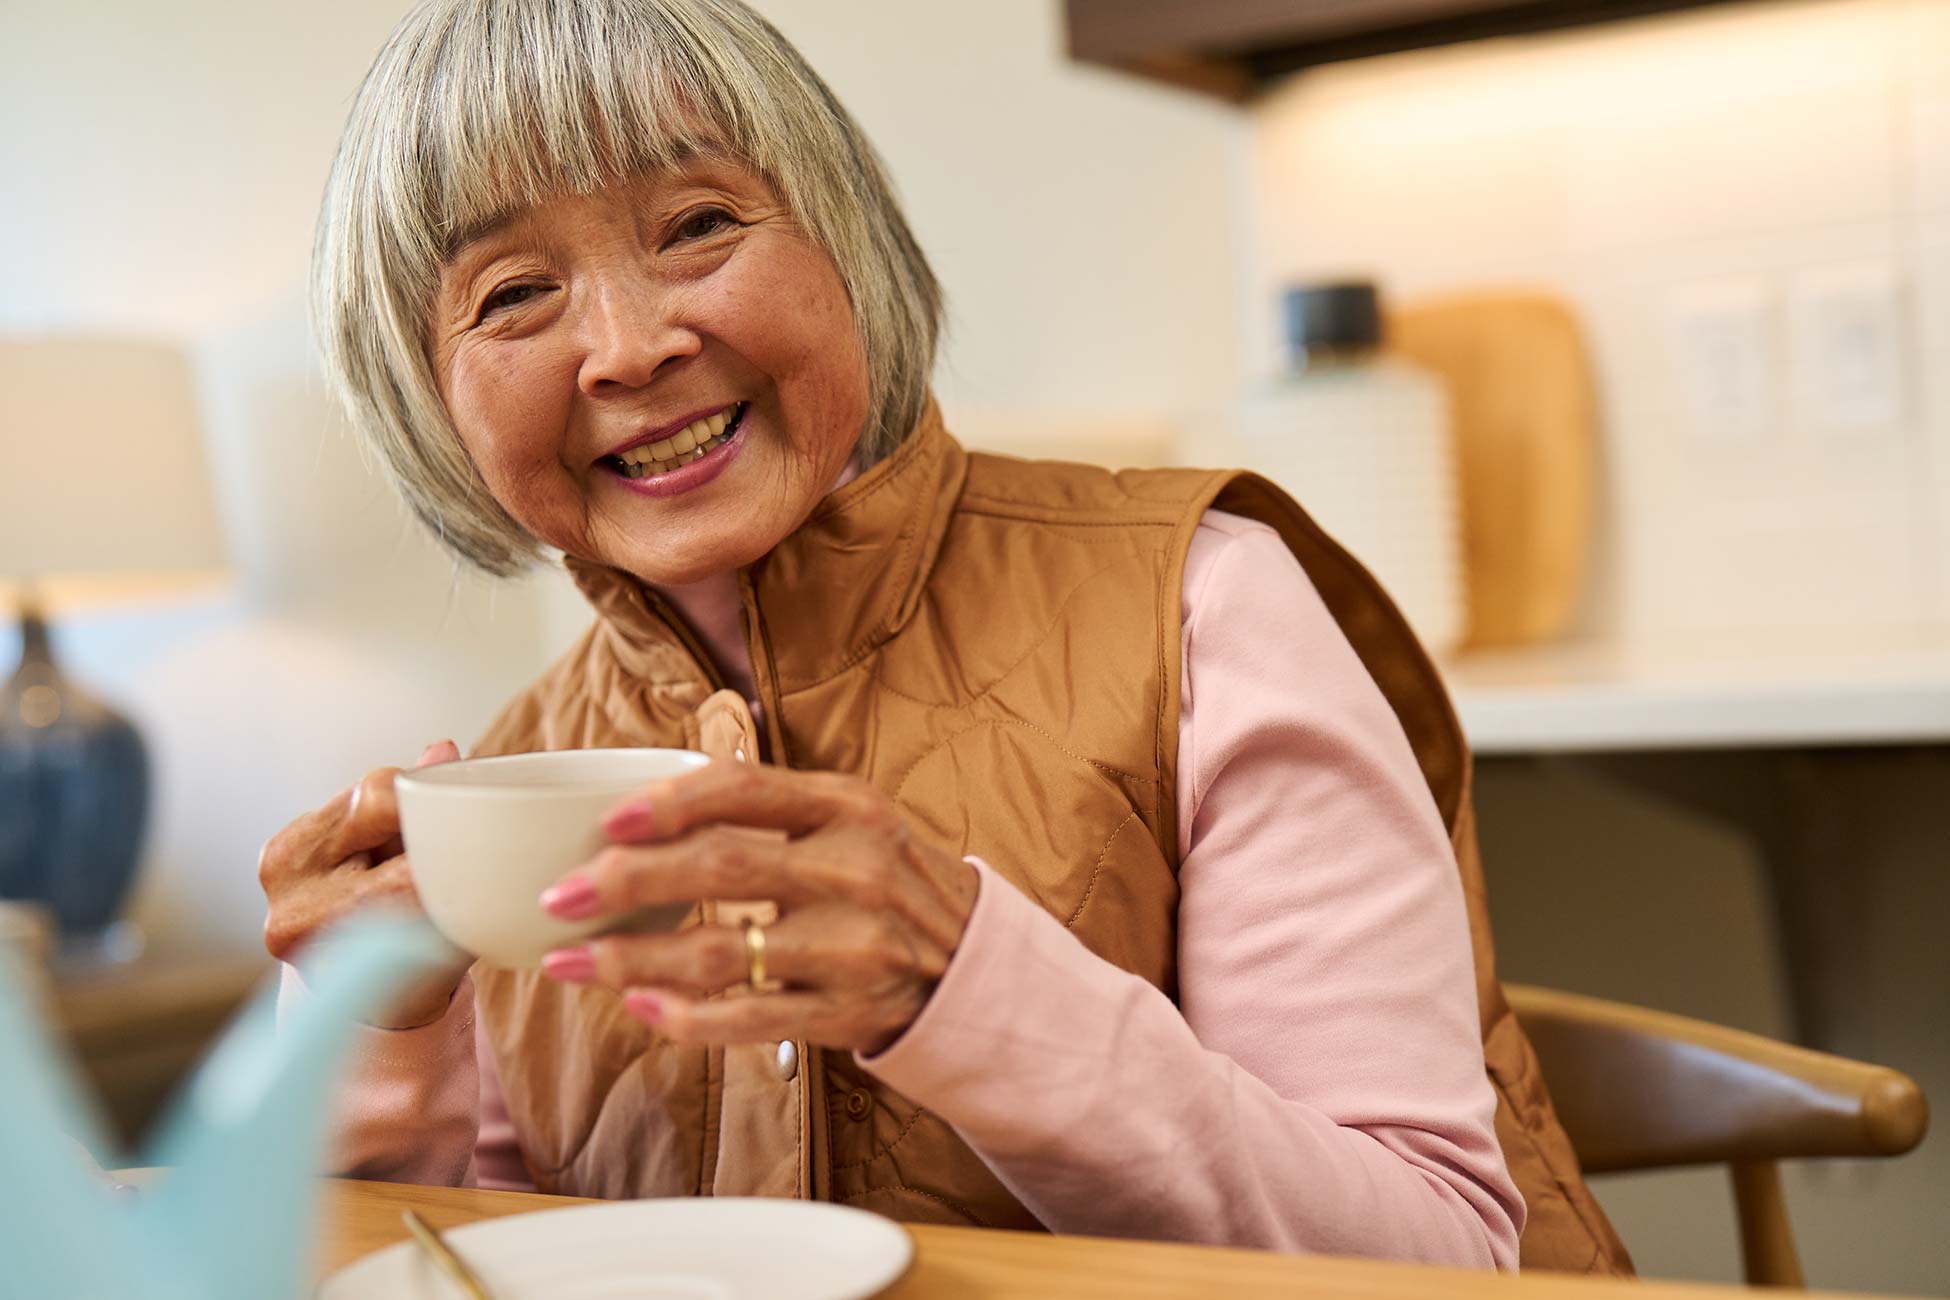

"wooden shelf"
[1065, 0, 1737, 101]
[54, 957, 268, 1145]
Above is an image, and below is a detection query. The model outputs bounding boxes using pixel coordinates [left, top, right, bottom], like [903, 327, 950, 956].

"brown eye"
[481, 282, 543, 316]
[674, 207, 736, 242]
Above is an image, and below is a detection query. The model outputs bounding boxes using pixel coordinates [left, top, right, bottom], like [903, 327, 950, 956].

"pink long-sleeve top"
[295, 509, 1524, 1270]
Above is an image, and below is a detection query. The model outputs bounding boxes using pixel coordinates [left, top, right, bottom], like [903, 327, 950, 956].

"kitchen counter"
[1443, 629, 1950, 755]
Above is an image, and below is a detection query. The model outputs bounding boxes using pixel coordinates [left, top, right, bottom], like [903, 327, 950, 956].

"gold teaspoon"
[401, 1208, 495, 1300]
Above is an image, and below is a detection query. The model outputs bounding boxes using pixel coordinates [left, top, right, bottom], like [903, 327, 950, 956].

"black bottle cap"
[1282, 282, 1382, 365]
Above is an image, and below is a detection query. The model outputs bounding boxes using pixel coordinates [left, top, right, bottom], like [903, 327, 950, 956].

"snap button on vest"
[843, 1088, 873, 1122]
[774, 1039, 799, 1082]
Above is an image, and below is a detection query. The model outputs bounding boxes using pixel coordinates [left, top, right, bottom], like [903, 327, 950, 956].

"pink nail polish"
[604, 798, 654, 841]
[625, 990, 664, 1024]
[541, 946, 597, 984]
[539, 875, 601, 920]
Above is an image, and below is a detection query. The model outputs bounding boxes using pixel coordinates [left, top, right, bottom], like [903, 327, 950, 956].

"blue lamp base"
[0, 601, 150, 940]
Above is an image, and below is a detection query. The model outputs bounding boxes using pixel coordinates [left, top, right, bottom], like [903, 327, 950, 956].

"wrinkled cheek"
[477, 467, 592, 562]
[468, 436, 562, 525]
[448, 363, 566, 480]
[446, 422, 580, 550]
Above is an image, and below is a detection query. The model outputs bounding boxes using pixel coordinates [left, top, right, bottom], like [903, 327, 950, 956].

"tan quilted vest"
[470, 402, 1632, 1273]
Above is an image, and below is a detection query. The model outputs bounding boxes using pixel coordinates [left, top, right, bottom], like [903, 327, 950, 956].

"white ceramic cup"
[394, 747, 710, 968]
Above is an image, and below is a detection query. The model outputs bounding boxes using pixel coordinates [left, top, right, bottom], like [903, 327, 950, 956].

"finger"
[262, 745, 452, 889]
[323, 765, 409, 862]
[260, 803, 343, 889]
[266, 853, 418, 961]
[621, 986, 850, 1047]
[544, 905, 911, 998]
[338, 743, 451, 869]
[545, 926, 748, 996]
[348, 853, 417, 907]
[328, 742, 453, 860]
[260, 778, 391, 888]
[544, 826, 814, 920]
[602, 760, 895, 845]
[416, 739, 461, 768]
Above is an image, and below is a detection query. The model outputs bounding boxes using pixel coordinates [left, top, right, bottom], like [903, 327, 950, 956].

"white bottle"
[1233, 283, 1465, 659]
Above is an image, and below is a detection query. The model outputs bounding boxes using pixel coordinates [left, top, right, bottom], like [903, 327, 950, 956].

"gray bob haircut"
[312, 0, 944, 575]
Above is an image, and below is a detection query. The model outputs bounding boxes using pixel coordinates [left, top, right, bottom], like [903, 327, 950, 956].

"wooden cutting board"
[1389, 293, 1597, 650]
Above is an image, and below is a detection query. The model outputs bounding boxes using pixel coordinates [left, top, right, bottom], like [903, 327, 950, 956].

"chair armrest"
[1505, 983, 1928, 1175]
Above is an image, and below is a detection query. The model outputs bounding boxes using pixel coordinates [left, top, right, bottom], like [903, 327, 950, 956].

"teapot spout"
[137, 912, 458, 1299]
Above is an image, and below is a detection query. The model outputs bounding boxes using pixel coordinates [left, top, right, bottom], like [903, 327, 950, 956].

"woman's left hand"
[536, 760, 979, 1055]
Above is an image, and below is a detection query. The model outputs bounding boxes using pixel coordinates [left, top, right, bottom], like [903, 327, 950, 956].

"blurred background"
[1, 0, 1945, 1292]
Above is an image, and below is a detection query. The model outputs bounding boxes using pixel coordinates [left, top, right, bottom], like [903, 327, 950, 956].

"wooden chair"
[1505, 984, 1929, 1287]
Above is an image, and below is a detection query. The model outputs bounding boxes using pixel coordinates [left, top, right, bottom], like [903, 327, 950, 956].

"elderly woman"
[261, 0, 1630, 1275]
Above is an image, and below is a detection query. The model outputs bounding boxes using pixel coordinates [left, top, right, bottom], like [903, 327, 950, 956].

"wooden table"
[321, 1180, 1896, 1299]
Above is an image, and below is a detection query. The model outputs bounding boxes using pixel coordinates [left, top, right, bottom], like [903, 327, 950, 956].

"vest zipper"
[735, 570, 793, 767]
[734, 567, 827, 1200]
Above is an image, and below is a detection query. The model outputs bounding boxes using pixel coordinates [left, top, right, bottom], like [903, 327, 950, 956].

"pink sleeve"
[859, 510, 1523, 1269]
[276, 961, 536, 1191]
[278, 965, 481, 1186]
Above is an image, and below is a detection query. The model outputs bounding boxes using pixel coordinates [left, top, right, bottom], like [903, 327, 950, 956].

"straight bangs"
[397, 5, 787, 268]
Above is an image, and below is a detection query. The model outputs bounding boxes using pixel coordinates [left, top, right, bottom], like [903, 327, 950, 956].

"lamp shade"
[1, 336, 227, 943]
[1, 336, 226, 606]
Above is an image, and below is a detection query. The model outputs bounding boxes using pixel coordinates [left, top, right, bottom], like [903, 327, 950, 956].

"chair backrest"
[1505, 982, 1929, 1286]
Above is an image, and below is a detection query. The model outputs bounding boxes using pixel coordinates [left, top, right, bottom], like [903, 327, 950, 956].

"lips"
[601, 402, 751, 499]
[601, 402, 747, 480]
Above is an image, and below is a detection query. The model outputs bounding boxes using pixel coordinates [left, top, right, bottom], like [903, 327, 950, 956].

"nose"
[575, 275, 702, 396]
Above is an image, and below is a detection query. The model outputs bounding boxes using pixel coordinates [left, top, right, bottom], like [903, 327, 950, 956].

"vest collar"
[564, 398, 966, 693]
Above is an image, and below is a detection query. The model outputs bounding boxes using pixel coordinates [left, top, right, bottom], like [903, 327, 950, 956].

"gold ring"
[741, 917, 768, 991]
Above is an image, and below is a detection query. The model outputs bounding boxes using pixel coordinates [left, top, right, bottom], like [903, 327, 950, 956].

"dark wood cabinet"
[1066, 0, 1736, 100]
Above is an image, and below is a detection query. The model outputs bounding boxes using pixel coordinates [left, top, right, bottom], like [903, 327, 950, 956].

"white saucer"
[319, 1198, 914, 1300]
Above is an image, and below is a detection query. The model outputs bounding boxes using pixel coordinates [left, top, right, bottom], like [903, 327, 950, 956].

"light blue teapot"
[0, 915, 452, 1300]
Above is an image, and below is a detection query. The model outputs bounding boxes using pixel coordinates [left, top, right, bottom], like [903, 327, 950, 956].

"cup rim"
[394, 747, 709, 797]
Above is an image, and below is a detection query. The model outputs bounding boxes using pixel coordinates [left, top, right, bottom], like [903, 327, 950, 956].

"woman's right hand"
[259, 739, 472, 1028]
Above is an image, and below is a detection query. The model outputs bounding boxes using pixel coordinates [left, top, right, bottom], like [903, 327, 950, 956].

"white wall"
[0, 1, 1244, 956]
[1245, 0, 1950, 650]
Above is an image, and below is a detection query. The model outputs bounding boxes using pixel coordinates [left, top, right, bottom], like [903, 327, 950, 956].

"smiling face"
[428, 160, 872, 587]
